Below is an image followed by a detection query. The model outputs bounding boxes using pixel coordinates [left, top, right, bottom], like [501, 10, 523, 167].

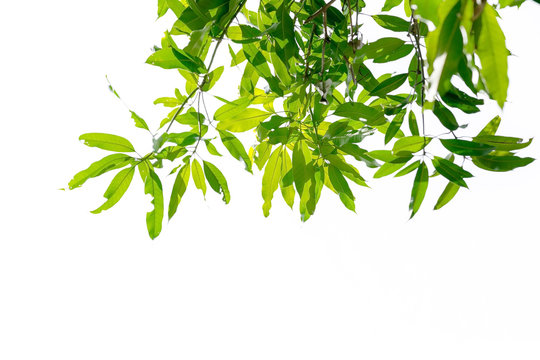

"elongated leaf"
[394, 160, 421, 177]
[219, 130, 252, 172]
[473, 135, 533, 151]
[201, 66, 224, 91]
[292, 140, 311, 194]
[408, 110, 419, 136]
[372, 15, 410, 32]
[216, 108, 270, 132]
[140, 164, 164, 239]
[477, 116, 501, 136]
[432, 101, 459, 131]
[191, 159, 206, 197]
[409, 162, 429, 218]
[393, 136, 431, 156]
[203, 161, 230, 204]
[146, 48, 206, 73]
[168, 162, 190, 220]
[472, 155, 534, 172]
[68, 154, 133, 189]
[385, 110, 406, 144]
[360, 38, 405, 59]
[382, 0, 403, 11]
[476, 4, 509, 108]
[333, 102, 386, 125]
[91, 167, 135, 214]
[370, 73, 408, 97]
[434, 182, 460, 210]
[262, 146, 283, 217]
[79, 133, 135, 153]
[280, 150, 295, 209]
[328, 165, 355, 212]
[130, 111, 150, 131]
[440, 139, 495, 156]
[432, 156, 472, 188]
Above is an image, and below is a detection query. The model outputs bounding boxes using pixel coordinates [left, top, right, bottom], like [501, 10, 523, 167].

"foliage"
[68, 0, 536, 239]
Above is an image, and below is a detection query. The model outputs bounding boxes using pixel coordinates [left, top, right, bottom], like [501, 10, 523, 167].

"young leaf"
[477, 116, 501, 136]
[130, 111, 150, 131]
[372, 15, 410, 32]
[327, 165, 356, 212]
[168, 162, 190, 220]
[216, 108, 270, 132]
[68, 154, 133, 190]
[191, 159, 207, 197]
[219, 130, 252, 172]
[385, 110, 406, 144]
[262, 147, 283, 217]
[203, 161, 230, 204]
[434, 181, 460, 210]
[392, 136, 431, 156]
[91, 167, 135, 214]
[409, 162, 429, 218]
[140, 164, 164, 239]
[79, 133, 136, 153]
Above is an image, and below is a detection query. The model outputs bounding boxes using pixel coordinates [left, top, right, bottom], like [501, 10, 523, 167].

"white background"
[1, 1, 540, 359]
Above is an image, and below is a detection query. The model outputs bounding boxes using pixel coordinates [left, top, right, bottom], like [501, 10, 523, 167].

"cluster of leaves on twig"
[68, 0, 536, 239]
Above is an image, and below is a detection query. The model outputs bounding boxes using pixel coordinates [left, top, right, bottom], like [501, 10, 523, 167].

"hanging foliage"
[68, 0, 536, 239]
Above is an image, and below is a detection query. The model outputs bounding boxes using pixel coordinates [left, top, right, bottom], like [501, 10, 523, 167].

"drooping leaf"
[68, 154, 134, 190]
[130, 111, 150, 131]
[473, 135, 533, 151]
[409, 162, 429, 218]
[432, 156, 472, 188]
[203, 161, 230, 204]
[385, 110, 406, 144]
[432, 101, 459, 131]
[91, 167, 135, 214]
[168, 162, 190, 220]
[219, 130, 252, 172]
[191, 159, 207, 197]
[472, 155, 534, 172]
[140, 164, 164, 239]
[434, 182, 460, 210]
[440, 139, 495, 156]
[262, 146, 283, 217]
[327, 165, 356, 212]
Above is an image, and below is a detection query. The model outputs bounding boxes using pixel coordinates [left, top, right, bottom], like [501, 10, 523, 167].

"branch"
[304, 0, 337, 24]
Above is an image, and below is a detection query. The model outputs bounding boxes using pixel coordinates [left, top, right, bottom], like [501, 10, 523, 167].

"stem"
[304, 0, 337, 24]
[409, 12, 427, 155]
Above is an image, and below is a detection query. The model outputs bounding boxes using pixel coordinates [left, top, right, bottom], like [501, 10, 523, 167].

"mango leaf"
[130, 111, 150, 131]
[168, 162, 190, 220]
[370, 73, 408, 97]
[385, 110, 406, 144]
[432, 156, 473, 188]
[328, 165, 355, 212]
[191, 159, 207, 197]
[440, 139, 495, 156]
[409, 162, 429, 218]
[219, 130, 252, 172]
[473, 135, 533, 151]
[91, 167, 135, 214]
[140, 164, 164, 239]
[434, 182, 460, 210]
[432, 101, 459, 131]
[79, 133, 135, 153]
[216, 107, 270, 132]
[203, 161, 230, 204]
[68, 154, 133, 190]
[475, 4, 509, 108]
[472, 155, 534, 172]
[393, 136, 431, 156]
[262, 146, 283, 217]
[372, 15, 410, 32]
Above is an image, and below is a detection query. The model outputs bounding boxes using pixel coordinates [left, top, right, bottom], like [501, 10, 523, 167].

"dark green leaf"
[472, 155, 534, 172]
[409, 162, 429, 218]
[473, 135, 533, 151]
[440, 139, 495, 156]
[370, 73, 408, 97]
[372, 15, 410, 32]
[432, 101, 459, 131]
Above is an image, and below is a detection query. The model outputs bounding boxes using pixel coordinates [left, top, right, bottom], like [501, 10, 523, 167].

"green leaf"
[201, 66, 224, 91]
[475, 4, 509, 108]
[382, 0, 403, 11]
[440, 139, 495, 156]
[328, 165, 355, 212]
[373, 44, 414, 63]
[372, 15, 410, 32]
[140, 164, 164, 239]
[203, 161, 230, 204]
[434, 182, 460, 210]
[157, 0, 168, 18]
[130, 111, 150, 131]
[146, 48, 206, 74]
[91, 167, 135, 214]
[385, 110, 406, 144]
[219, 130, 252, 172]
[360, 38, 405, 59]
[292, 140, 312, 195]
[262, 146, 283, 217]
[477, 116, 501, 136]
[191, 159, 206, 197]
[393, 136, 431, 156]
[432, 156, 472, 188]
[79, 133, 135, 153]
[394, 160, 421, 177]
[472, 155, 534, 172]
[473, 135, 533, 151]
[280, 149, 295, 209]
[68, 154, 133, 190]
[432, 101, 459, 131]
[204, 140, 222, 156]
[409, 162, 429, 218]
[441, 87, 483, 114]
[333, 102, 386, 126]
[408, 110, 419, 136]
[227, 25, 262, 43]
[370, 73, 408, 97]
[216, 107, 271, 132]
[168, 162, 190, 220]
